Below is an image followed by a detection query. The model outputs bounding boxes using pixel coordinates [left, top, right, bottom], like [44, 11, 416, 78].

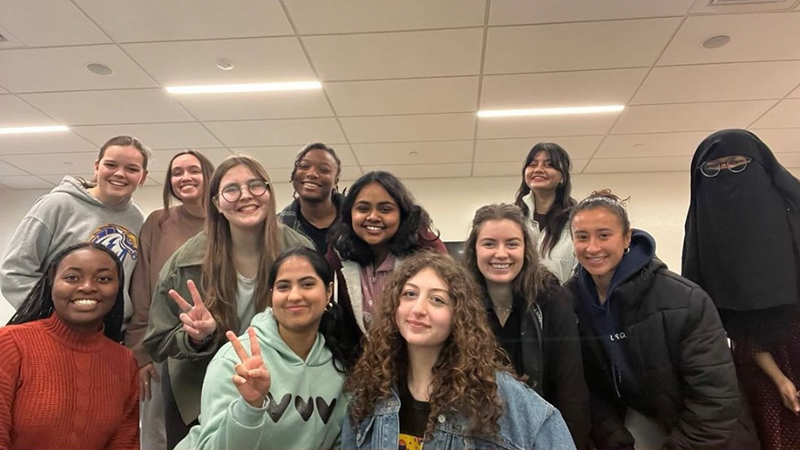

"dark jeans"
[161, 365, 199, 450]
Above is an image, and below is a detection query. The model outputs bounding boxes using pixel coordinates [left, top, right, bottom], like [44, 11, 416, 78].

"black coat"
[567, 259, 741, 450]
[510, 284, 591, 449]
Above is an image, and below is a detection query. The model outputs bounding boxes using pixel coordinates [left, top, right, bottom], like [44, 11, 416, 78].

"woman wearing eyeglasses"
[143, 155, 313, 448]
[683, 129, 800, 450]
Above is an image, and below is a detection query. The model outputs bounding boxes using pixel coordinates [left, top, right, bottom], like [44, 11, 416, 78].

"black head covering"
[682, 129, 800, 343]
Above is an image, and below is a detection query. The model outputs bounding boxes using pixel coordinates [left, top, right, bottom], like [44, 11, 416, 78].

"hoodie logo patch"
[266, 393, 338, 423]
[295, 396, 314, 421]
[316, 397, 337, 424]
[89, 224, 139, 263]
[266, 392, 292, 423]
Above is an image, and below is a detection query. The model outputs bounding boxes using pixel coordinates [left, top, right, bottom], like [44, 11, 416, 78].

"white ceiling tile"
[143, 172, 164, 186]
[148, 149, 233, 172]
[790, 84, 800, 98]
[750, 128, 800, 154]
[284, 0, 485, 34]
[122, 38, 315, 86]
[477, 114, 619, 139]
[361, 163, 472, 179]
[775, 152, 800, 168]
[20, 89, 194, 126]
[0, 46, 158, 93]
[474, 159, 589, 176]
[658, 13, 800, 66]
[0, 86, 7, 94]
[489, 0, 694, 25]
[484, 18, 680, 74]
[174, 90, 333, 121]
[751, 99, 800, 129]
[339, 166, 363, 181]
[326, 77, 479, 116]
[303, 29, 483, 81]
[0, 152, 96, 175]
[584, 156, 691, 174]
[74, 0, 292, 42]
[351, 141, 473, 166]
[0, 0, 109, 46]
[475, 136, 604, 162]
[595, 131, 713, 158]
[72, 123, 223, 149]
[341, 114, 475, 143]
[0, 131, 96, 155]
[205, 119, 346, 147]
[480, 69, 647, 110]
[611, 101, 777, 134]
[0, 96, 58, 127]
[0, 176, 55, 189]
[632, 61, 800, 105]
[39, 173, 92, 184]
[231, 144, 358, 169]
[0, 160, 28, 176]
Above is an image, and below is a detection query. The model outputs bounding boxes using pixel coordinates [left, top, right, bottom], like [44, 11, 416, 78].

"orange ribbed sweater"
[0, 315, 139, 450]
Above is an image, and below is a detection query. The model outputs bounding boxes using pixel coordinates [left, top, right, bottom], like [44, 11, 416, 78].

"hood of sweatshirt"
[52, 175, 134, 212]
[250, 308, 333, 368]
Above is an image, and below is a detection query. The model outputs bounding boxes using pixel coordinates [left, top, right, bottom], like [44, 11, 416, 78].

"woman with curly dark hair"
[342, 251, 575, 450]
[464, 203, 589, 449]
[326, 171, 446, 365]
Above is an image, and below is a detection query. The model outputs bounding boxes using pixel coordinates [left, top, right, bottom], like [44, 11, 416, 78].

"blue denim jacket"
[341, 371, 576, 450]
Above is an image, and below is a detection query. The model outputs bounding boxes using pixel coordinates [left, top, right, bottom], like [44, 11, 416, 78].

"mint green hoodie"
[176, 308, 347, 450]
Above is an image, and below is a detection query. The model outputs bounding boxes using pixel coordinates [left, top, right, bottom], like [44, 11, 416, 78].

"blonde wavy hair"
[345, 251, 512, 438]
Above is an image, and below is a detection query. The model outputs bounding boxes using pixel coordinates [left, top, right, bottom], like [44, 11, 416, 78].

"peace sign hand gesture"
[228, 327, 271, 408]
[169, 279, 217, 345]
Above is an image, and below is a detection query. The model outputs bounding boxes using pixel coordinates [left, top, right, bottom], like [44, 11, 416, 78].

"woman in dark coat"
[683, 129, 800, 450]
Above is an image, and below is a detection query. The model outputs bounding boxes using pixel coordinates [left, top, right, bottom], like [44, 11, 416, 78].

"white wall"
[0, 171, 698, 323]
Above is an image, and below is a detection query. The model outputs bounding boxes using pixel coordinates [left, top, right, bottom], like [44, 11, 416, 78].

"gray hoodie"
[0, 176, 144, 321]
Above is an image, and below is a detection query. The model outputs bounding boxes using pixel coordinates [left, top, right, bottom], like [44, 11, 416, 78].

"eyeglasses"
[698, 156, 753, 178]
[218, 179, 269, 202]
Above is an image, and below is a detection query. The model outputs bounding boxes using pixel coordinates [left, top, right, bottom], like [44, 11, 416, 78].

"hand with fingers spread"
[168, 279, 217, 346]
[228, 327, 271, 408]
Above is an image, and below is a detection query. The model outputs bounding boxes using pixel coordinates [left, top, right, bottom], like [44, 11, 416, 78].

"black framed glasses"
[698, 156, 752, 178]
[218, 179, 269, 202]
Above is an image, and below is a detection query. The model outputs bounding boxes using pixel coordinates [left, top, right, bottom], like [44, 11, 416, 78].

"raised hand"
[228, 327, 271, 408]
[169, 279, 217, 344]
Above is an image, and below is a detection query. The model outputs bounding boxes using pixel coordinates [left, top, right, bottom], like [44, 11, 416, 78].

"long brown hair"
[201, 155, 281, 334]
[159, 149, 215, 228]
[464, 204, 556, 306]
[346, 252, 511, 438]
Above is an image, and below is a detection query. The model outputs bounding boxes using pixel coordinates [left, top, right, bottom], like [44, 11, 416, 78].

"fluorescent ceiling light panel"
[478, 105, 625, 118]
[0, 125, 70, 135]
[166, 81, 322, 94]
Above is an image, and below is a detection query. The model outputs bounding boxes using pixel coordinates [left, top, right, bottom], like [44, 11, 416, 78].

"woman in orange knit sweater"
[0, 242, 139, 450]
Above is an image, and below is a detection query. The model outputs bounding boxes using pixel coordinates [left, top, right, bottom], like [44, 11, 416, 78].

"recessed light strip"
[166, 81, 322, 94]
[478, 105, 625, 118]
[0, 125, 70, 135]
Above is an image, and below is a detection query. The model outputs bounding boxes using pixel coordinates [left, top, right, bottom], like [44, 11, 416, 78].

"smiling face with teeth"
[92, 145, 148, 207]
[351, 182, 401, 251]
[214, 165, 272, 233]
[291, 149, 339, 204]
[170, 153, 205, 205]
[570, 207, 632, 291]
[475, 219, 526, 286]
[52, 247, 120, 334]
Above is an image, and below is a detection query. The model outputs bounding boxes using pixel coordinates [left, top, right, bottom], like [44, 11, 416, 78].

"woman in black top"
[463, 203, 589, 449]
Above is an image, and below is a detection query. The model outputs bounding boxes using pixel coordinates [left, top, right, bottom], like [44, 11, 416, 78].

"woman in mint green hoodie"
[176, 247, 349, 450]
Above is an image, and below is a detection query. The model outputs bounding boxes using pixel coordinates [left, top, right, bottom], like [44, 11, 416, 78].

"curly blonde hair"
[345, 251, 512, 438]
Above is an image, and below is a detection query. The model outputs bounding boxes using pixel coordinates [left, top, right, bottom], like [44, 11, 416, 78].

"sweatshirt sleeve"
[0, 331, 21, 450]
[106, 357, 141, 450]
[179, 354, 271, 450]
[124, 214, 156, 366]
[0, 203, 56, 308]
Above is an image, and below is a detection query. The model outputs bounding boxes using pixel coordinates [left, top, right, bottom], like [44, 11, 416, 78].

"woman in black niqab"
[683, 128, 800, 450]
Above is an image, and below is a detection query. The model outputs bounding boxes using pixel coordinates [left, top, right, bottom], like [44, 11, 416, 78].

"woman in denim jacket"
[341, 251, 576, 450]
